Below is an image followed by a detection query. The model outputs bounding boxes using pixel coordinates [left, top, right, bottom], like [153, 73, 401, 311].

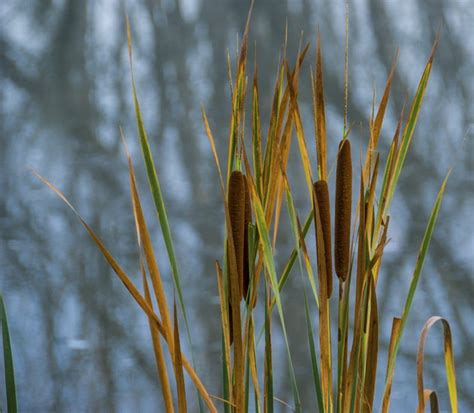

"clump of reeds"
[36, 9, 459, 413]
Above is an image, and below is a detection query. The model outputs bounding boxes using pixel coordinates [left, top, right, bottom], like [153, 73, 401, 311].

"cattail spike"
[313, 179, 333, 297]
[334, 139, 352, 281]
[228, 170, 246, 299]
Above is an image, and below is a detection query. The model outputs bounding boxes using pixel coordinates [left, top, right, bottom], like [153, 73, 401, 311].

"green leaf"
[126, 22, 202, 409]
[386, 40, 438, 206]
[247, 177, 301, 411]
[0, 294, 17, 413]
[264, 286, 273, 413]
[381, 171, 450, 407]
[303, 292, 324, 413]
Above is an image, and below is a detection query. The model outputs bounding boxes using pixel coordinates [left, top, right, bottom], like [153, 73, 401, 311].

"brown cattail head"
[313, 179, 333, 297]
[228, 170, 245, 299]
[242, 176, 252, 303]
[334, 139, 352, 281]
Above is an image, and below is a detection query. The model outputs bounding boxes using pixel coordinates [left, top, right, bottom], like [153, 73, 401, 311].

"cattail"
[313, 179, 333, 297]
[228, 170, 245, 298]
[242, 177, 252, 302]
[334, 139, 352, 281]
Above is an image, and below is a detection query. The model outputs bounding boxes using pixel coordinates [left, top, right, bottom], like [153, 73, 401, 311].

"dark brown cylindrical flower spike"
[228, 170, 245, 299]
[242, 176, 252, 302]
[313, 179, 333, 297]
[334, 139, 352, 281]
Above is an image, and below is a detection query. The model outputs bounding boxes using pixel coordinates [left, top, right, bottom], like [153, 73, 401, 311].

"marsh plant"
[23, 7, 460, 413]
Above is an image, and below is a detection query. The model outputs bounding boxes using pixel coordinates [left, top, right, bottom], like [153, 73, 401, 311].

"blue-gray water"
[0, 0, 473, 412]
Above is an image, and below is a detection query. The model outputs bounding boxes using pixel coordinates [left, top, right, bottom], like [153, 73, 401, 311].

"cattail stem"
[313, 179, 333, 297]
[334, 139, 352, 281]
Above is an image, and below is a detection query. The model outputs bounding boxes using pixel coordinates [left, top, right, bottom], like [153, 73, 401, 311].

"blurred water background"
[0, 0, 473, 412]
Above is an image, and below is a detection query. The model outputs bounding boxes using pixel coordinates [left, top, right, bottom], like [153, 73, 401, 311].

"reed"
[34, 7, 460, 413]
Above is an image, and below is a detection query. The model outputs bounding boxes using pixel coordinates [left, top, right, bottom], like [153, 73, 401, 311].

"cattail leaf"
[343, 272, 372, 413]
[126, 149, 173, 340]
[126, 21, 194, 364]
[302, 289, 325, 413]
[387, 37, 439, 206]
[289, 76, 314, 203]
[36, 172, 218, 412]
[362, 276, 379, 412]
[262, 65, 283, 197]
[202, 108, 226, 193]
[378, 106, 402, 212]
[363, 53, 398, 182]
[277, 211, 313, 296]
[247, 316, 261, 412]
[254, 211, 314, 347]
[372, 106, 403, 283]
[282, 170, 319, 308]
[216, 262, 233, 411]
[141, 264, 174, 413]
[226, 2, 253, 183]
[247, 223, 259, 309]
[416, 317, 458, 413]
[264, 286, 273, 413]
[128, 162, 174, 413]
[381, 317, 402, 413]
[271, 47, 309, 248]
[254, 211, 313, 327]
[313, 34, 328, 180]
[355, 173, 366, 317]
[252, 63, 263, 198]
[336, 274, 351, 413]
[0, 293, 17, 413]
[173, 301, 187, 413]
[215, 262, 232, 382]
[246, 174, 301, 411]
[365, 153, 380, 258]
[381, 171, 450, 410]
[130, 183, 174, 412]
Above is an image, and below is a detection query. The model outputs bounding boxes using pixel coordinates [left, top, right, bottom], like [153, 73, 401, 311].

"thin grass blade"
[0, 294, 17, 413]
[173, 301, 188, 413]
